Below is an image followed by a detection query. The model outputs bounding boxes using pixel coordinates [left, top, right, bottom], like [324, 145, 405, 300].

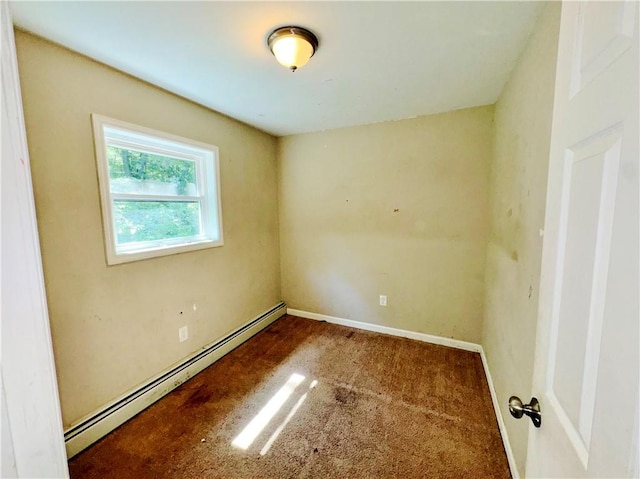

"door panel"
[549, 127, 623, 466]
[571, 1, 636, 96]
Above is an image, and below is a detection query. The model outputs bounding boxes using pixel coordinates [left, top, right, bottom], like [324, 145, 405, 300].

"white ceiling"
[11, 1, 544, 137]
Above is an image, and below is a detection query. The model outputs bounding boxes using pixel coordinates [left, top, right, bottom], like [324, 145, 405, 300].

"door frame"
[1, 0, 69, 476]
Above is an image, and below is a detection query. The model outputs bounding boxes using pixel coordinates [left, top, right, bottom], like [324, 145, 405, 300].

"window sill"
[106, 238, 223, 265]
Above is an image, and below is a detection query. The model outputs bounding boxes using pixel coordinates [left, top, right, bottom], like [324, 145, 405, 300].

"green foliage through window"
[113, 200, 201, 244]
[107, 146, 196, 195]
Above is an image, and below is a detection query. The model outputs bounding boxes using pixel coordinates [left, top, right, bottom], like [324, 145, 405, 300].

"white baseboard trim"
[287, 308, 519, 478]
[479, 347, 520, 478]
[64, 302, 286, 458]
[286, 308, 482, 352]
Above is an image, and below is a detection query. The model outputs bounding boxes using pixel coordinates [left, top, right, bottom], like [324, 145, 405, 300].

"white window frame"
[92, 114, 223, 265]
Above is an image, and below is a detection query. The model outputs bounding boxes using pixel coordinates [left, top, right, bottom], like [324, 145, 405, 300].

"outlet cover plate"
[179, 325, 189, 342]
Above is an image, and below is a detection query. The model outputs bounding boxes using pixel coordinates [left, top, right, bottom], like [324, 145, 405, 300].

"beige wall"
[482, 4, 561, 476]
[278, 107, 493, 343]
[16, 31, 281, 427]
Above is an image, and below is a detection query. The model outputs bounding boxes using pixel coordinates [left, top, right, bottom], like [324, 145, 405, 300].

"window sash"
[105, 143, 203, 198]
[104, 128, 206, 161]
[111, 198, 205, 247]
[107, 139, 203, 162]
[110, 192, 203, 202]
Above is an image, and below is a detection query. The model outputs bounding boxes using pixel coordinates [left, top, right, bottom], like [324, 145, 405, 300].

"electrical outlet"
[379, 295, 387, 307]
[179, 326, 189, 342]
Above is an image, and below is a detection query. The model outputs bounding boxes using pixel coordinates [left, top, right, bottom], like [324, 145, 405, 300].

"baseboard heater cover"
[64, 302, 286, 458]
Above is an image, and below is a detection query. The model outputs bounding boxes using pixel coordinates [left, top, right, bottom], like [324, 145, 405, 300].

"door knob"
[508, 396, 541, 428]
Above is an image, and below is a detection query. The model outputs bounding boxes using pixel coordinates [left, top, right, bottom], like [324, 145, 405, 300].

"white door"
[1, 1, 69, 476]
[526, 1, 638, 478]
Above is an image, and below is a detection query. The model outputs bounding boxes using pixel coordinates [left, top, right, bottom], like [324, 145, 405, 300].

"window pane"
[113, 200, 201, 245]
[107, 146, 197, 196]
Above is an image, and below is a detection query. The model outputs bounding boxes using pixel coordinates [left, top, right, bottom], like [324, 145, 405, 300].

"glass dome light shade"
[268, 27, 318, 72]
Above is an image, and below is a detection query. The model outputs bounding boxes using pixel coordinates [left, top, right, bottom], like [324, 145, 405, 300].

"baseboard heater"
[64, 301, 286, 458]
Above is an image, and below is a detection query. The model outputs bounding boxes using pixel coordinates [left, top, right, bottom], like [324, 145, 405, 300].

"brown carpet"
[68, 315, 510, 478]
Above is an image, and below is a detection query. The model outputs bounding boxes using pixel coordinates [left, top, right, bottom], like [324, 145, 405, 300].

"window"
[92, 114, 223, 265]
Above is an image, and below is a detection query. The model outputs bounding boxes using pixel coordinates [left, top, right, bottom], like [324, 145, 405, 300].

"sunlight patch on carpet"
[232, 373, 306, 450]
[260, 379, 319, 456]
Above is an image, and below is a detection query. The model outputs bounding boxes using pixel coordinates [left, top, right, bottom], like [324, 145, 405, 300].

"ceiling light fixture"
[267, 26, 318, 72]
